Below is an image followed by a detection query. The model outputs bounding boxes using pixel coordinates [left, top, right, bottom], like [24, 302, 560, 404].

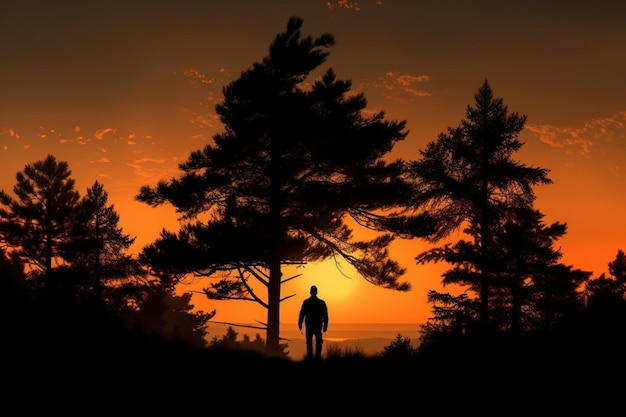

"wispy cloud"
[178, 68, 230, 97]
[19, 125, 158, 156]
[39, 126, 53, 139]
[0, 128, 19, 139]
[359, 71, 431, 103]
[609, 165, 622, 178]
[181, 69, 215, 87]
[186, 111, 219, 130]
[326, 0, 384, 12]
[527, 111, 626, 156]
[327, 1, 359, 12]
[126, 157, 179, 182]
[35, 125, 129, 146]
[37, 126, 78, 145]
[95, 128, 116, 140]
[177, 68, 232, 131]
[0, 128, 19, 150]
[327, 0, 383, 12]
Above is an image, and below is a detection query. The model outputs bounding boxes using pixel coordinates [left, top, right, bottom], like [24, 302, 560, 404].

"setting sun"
[297, 259, 358, 304]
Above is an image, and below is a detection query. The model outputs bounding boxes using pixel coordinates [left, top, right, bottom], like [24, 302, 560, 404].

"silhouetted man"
[298, 285, 329, 360]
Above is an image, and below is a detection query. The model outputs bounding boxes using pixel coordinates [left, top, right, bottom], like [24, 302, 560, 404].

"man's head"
[310, 285, 318, 295]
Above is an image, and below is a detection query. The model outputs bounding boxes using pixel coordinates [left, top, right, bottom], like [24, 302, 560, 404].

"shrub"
[382, 334, 417, 359]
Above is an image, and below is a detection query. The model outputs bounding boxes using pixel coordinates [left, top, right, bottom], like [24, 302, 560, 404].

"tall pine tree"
[407, 81, 552, 333]
[137, 17, 429, 355]
[64, 180, 146, 311]
[0, 154, 80, 286]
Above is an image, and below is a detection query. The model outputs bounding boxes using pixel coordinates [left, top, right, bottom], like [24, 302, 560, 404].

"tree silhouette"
[407, 80, 552, 332]
[608, 249, 626, 285]
[208, 326, 267, 354]
[382, 333, 417, 359]
[0, 248, 28, 320]
[417, 290, 477, 350]
[0, 154, 80, 287]
[133, 289, 214, 349]
[136, 16, 428, 355]
[584, 249, 626, 330]
[488, 208, 589, 333]
[63, 180, 147, 311]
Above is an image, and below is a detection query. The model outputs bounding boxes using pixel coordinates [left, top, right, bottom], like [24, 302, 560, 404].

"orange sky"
[1, 1, 624, 327]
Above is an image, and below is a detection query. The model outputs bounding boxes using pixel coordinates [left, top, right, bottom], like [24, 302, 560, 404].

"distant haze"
[207, 323, 422, 360]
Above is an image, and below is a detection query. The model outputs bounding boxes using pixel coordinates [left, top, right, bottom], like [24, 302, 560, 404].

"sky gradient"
[1, 0, 624, 326]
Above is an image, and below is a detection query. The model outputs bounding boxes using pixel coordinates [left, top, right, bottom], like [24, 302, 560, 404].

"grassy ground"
[2, 291, 623, 417]
[4, 326, 624, 417]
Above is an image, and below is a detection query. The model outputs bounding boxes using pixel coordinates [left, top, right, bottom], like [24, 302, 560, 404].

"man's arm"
[322, 301, 328, 332]
[298, 301, 306, 330]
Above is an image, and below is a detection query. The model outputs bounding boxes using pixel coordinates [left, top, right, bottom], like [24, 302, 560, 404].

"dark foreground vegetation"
[3, 289, 624, 417]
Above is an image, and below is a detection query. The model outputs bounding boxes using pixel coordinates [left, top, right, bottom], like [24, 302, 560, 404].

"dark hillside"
[3, 296, 623, 417]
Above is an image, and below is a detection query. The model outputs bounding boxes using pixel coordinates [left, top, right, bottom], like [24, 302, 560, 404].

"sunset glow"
[1, 1, 624, 328]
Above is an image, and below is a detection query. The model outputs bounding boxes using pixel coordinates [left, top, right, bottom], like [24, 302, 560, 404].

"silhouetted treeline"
[0, 157, 213, 350]
[408, 81, 620, 349]
[1, 15, 624, 364]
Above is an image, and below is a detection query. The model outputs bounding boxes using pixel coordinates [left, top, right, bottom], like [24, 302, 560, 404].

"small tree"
[133, 290, 214, 349]
[382, 334, 417, 359]
[63, 180, 147, 311]
[584, 249, 626, 328]
[0, 248, 28, 313]
[0, 154, 80, 288]
[208, 326, 270, 354]
[418, 290, 479, 350]
[609, 249, 626, 285]
[416, 197, 589, 337]
[486, 207, 589, 333]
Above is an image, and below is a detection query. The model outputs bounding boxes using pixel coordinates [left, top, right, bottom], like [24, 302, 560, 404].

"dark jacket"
[298, 296, 328, 331]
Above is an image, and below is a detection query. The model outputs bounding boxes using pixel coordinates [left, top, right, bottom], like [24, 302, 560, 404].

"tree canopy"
[0, 154, 80, 281]
[407, 80, 556, 332]
[136, 16, 430, 355]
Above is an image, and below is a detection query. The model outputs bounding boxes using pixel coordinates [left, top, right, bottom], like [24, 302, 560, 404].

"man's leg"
[305, 328, 314, 360]
[315, 330, 323, 360]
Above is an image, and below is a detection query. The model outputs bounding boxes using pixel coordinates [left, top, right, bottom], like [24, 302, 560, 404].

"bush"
[382, 333, 417, 359]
